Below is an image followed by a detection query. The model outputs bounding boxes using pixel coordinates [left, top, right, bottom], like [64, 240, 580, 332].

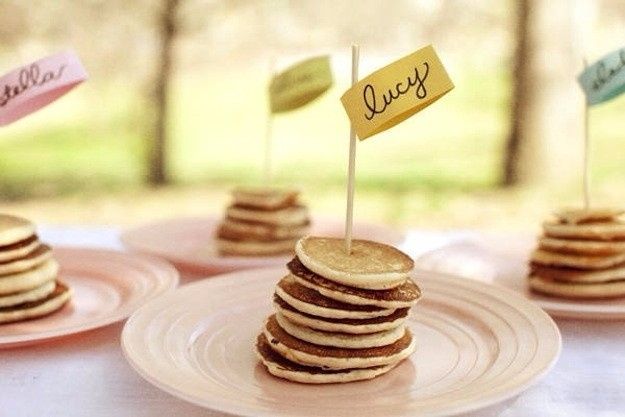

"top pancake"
[0, 215, 35, 247]
[295, 237, 413, 290]
[232, 187, 300, 210]
[554, 208, 623, 224]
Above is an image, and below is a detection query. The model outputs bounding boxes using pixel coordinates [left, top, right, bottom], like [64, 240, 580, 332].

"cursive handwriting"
[591, 49, 625, 92]
[0, 63, 66, 107]
[363, 62, 430, 121]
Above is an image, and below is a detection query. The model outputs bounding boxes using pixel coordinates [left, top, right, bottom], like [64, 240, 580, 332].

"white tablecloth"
[1, 227, 624, 417]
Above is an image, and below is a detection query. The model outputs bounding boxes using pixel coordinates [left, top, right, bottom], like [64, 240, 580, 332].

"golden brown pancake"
[276, 276, 391, 314]
[288, 257, 420, 307]
[0, 281, 71, 324]
[256, 333, 397, 384]
[265, 315, 413, 358]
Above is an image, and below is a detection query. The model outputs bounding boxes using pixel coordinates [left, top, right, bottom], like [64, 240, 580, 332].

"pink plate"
[0, 246, 179, 348]
[121, 267, 561, 417]
[120, 217, 403, 276]
[416, 233, 625, 320]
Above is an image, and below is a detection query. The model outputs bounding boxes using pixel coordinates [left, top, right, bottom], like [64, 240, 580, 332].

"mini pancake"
[274, 296, 409, 334]
[0, 281, 71, 324]
[530, 263, 625, 284]
[554, 208, 623, 224]
[530, 249, 625, 270]
[256, 333, 397, 384]
[0, 280, 56, 308]
[0, 259, 59, 295]
[232, 187, 300, 210]
[275, 312, 406, 349]
[216, 238, 298, 256]
[218, 219, 309, 241]
[0, 215, 35, 247]
[226, 205, 309, 226]
[538, 236, 625, 256]
[543, 220, 625, 241]
[0, 244, 52, 276]
[287, 257, 420, 308]
[275, 275, 395, 319]
[263, 315, 416, 370]
[529, 275, 625, 299]
[0, 235, 39, 263]
[295, 237, 413, 290]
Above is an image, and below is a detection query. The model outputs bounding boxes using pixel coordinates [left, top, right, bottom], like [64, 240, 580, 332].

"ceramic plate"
[0, 246, 179, 348]
[121, 267, 560, 417]
[416, 233, 625, 319]
[120, 217, 403, 276]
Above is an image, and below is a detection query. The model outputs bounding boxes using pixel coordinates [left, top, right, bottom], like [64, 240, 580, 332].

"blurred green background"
[1, 0, 625, 230]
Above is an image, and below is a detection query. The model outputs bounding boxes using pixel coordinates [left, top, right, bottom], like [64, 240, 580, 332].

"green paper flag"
[579, 47, 625, 106]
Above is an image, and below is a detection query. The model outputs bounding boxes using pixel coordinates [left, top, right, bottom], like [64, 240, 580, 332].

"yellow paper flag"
[269, 56, 333, 113]
[340, 45, 453, 140]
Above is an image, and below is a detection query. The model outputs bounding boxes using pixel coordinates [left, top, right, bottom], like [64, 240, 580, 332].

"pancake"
[530, 263, 625, 284]
[232, 187, 300, 210]
[529, 275, 625, 299]
[0, 235, 40, 262]
[0, 215, 36, 247]
[543, 220, 625, 241]
[295, 237, 413, 290]
[554, 208, 623, 224]
[218, 219, 309, 241]
[263, 315, 416, 370]
[273, 296, 410, 334]
[275, 312, 406, 349]
[530, 249, 625, 270]
[276, 275, 395, 319]
[0, 259, 59, 295]
[538, 236, 625, 256]
[0, 280, 56, 308]
[216, 238, 298, 256]
[0, 281, 71, 324]
[288, 257, 420, 308]
[256, 333, 397, 384]
[0, 244, 52, 276]
[226, 205, 309, 226]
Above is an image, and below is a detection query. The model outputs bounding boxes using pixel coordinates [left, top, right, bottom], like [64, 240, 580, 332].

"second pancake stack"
[216, 187, 310, 256]
[256, 236, 421, 384]
[0, 214, 72, 324]
[529, 208, 625, 298]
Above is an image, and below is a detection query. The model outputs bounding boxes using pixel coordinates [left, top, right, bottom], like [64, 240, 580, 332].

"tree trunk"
[502, 0, 591, 187]
[148, 0, 179, 186]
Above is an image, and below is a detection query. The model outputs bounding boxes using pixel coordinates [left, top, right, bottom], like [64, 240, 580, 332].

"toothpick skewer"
[345, 44, 360, 254]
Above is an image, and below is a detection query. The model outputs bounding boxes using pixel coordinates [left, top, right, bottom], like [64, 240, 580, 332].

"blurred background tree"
[0, 0, 624, 230]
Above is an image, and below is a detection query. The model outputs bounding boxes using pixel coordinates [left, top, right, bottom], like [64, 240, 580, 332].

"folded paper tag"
[341, 45, 453, 140]
[269, 55, 333, 113]
[579, 47, 625, 106]
[0, 50, 88, 126]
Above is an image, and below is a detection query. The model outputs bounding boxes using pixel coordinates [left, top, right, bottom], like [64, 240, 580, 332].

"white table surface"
[2, 227, 624, 417]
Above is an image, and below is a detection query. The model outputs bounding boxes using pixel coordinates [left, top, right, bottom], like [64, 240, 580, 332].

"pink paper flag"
[0, 50, 88, 126]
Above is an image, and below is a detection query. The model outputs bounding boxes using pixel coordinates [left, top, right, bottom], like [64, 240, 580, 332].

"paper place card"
[0, 50, 88, 126]
[340, 45, 454, 140]
[579, 47, 625, 106]
[269, 55, 333, 113]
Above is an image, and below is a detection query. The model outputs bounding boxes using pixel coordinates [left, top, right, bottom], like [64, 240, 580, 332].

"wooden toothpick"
[583, 58, 590, 210]
[345, 44, 360, 254]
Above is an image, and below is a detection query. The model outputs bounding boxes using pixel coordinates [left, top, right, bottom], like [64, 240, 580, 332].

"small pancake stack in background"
[529, 208, 625, 298]
[0, 214, 71, 323]
[256, 236, 421, 383]
[216, 188, 310, 256]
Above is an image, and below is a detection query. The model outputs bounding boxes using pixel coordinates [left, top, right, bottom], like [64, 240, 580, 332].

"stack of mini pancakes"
[0, 214, 71, 324]
[216, 187, 310, 256]
[529, 208, 625, 299]
[256, 236, 421, 384]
